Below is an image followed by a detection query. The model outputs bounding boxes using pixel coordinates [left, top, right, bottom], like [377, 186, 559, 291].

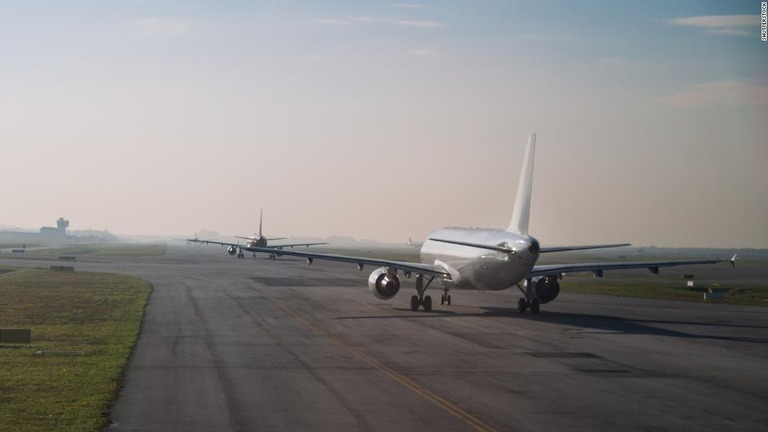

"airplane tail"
[507, 134, 536, 235]
[259, 209, 263, 238]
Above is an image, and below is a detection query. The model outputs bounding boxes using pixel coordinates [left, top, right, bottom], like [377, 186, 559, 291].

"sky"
[1, 1, 766, 248]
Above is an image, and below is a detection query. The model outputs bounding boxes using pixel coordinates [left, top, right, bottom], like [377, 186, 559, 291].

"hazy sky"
[1, 1, 766, 248]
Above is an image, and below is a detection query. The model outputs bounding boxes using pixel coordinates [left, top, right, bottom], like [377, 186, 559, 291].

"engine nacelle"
[533, 274, 560, 304]
[368, 267, 401, 299]
[227, 245, 237, 256]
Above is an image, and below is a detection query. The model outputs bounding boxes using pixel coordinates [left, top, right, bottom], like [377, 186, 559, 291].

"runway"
[3, 245, 767, 430]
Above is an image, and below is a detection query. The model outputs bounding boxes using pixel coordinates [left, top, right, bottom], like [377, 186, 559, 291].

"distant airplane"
[178, 232, 210, 245]
[243, 134, 737, 313]
[185, 210, 327, 259]
[407, 237, 421, 248]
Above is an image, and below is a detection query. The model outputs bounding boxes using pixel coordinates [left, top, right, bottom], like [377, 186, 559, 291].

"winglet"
[730, 253, 738, 268]
[507, 134, 536, 234]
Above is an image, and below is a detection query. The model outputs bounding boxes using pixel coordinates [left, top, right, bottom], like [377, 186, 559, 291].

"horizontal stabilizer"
[429, 238, 514, 253]
[235, 236, 287, 241]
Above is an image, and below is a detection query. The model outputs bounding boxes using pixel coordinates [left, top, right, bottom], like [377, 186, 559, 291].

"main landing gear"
[440, 288, 451, 305]
[410, 274, 436, 312]
[515, 278, 540, 314]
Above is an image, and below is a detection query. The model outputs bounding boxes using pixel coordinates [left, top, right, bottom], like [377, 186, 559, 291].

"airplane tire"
[517, 298, 528, 314]
[423, 296, 432, 312]
[440, 295, 445, 305]
[446, 295, 451, 305]
[530, 299, 540, 314]
[410, 295, 419, 311]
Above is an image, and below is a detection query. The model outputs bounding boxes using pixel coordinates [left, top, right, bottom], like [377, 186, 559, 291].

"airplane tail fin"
[507, 134, 536, 235]
[259, 209, 263, 238]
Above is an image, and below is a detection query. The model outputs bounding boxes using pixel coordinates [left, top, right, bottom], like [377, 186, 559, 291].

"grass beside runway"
[0, 268, 151, 431]
[561, 280, 768, 306]
[0, 240, 50, 249]
[33, 243, 167, 257]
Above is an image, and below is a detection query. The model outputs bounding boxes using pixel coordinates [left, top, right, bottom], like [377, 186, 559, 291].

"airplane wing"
[269, 242, 329, 249]
[540, 243, 631, 253]
[235, 236, 288, 241]
[241, 245, 451, 278]
[182, 238, 327, 250]
[182, 238, 239, 247]
[177, 238, 208, 243]
[529, 254, 737, 278]
[181, 238, 211, 245]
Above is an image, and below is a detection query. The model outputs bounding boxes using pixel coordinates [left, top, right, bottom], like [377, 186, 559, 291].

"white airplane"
[185, 210, 327, 259]
[243, 134, 736, 313]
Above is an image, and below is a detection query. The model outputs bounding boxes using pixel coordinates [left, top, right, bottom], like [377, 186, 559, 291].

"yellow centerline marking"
[269, 298, 497, 432]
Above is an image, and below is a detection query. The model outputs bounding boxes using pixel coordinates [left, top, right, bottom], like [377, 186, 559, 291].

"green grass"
[0, 268, 152, 431]
[34, 243, 167, 257]
[0, 240, 49, 249]
[562, 280, 768, 306]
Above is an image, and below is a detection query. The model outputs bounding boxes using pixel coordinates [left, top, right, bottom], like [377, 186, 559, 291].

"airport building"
[0, 217, 70, 243]
[39, 217, 69, 239]
[0, 218, 118, 245]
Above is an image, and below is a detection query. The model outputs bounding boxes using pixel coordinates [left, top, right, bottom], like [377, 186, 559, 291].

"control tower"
[40, 217, 69, 237]
[56, 218, 69, 233]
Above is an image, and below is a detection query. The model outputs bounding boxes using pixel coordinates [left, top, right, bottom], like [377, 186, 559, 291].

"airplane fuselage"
[420, 228, 540, 291]
[248, 236, 267, 248]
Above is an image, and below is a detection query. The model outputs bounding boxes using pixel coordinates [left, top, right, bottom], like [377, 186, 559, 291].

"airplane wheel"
[446, 295, 451, 305]
[410, 295, 419, 312]
[517, 298, 528, 314]
[530, 299, 540, 314]
[440, 294, 445, 305]
[423, 295, 432, 312]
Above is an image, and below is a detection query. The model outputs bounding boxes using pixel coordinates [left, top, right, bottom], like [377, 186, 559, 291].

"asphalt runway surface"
[2, 246, 767, 431]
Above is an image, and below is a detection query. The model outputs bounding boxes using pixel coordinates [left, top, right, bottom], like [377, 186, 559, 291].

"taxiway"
[2, 246, 766, 431]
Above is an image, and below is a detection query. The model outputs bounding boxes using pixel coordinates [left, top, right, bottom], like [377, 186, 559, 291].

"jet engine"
[368, 267, 401, 299]
[227, 245, 237, 256]
[533, 274, 560, 304]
